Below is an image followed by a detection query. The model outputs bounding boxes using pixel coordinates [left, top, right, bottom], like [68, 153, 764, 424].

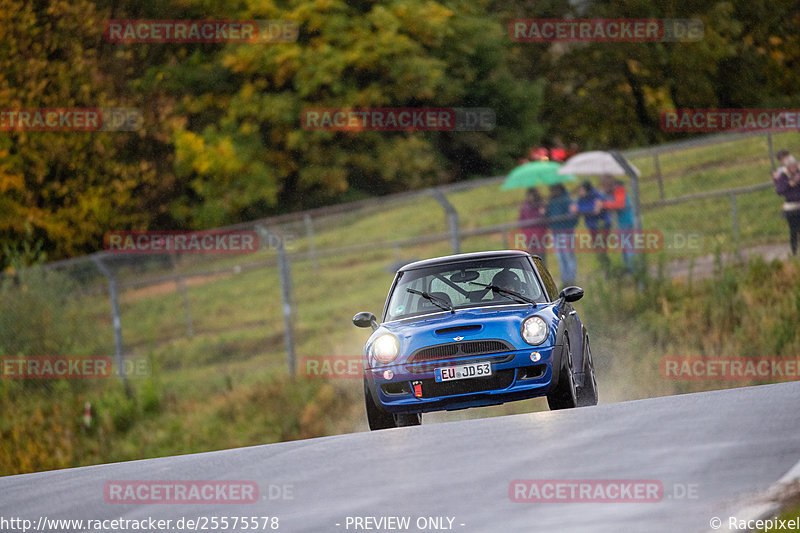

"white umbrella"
[557, 150, 641, 177]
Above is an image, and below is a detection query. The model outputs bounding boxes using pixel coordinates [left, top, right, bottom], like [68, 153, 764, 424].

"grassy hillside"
[2, 131, 800, 475]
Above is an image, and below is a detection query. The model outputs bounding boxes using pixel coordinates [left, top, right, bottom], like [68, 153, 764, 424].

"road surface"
[2, 382, 799, 533]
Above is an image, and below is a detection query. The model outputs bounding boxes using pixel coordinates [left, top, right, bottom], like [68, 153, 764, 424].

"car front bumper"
[366, 345, 560, 414]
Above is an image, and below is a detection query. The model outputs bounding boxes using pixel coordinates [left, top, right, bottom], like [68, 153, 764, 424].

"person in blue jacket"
[570, 180, 611, 275]
[545, 184, 579, 286]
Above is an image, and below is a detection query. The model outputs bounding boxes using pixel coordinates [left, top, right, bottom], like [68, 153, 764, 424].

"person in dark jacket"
[571, 180, 611, 274]
[519, 188, 548, 266]
[546, 184, 578, 285]
[772, 154, 800, 255]
[772, 150, 791, 181]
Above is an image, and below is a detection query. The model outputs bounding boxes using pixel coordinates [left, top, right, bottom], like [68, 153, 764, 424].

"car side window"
[387, 275, 421, 318]
[532, 257, 558, 300]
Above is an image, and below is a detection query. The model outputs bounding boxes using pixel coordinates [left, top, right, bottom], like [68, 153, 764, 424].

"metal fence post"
[91, 255, 128, 391]
[610, 151, 643, 231]
[304, 213, 319, 272]
[767, 132, 775, 171]
[170, 254, 194, 338]
[611, 151, 646, 283]
[730, 192, 742, 260]
[653, 152, 665, 201]
[431, 189, 460, 254]
[256, 225, 296, 376]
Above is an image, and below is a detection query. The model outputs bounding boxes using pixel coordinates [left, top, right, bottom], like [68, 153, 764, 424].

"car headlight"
[371, 334, 400, 364]
[521, 316, 548, 345]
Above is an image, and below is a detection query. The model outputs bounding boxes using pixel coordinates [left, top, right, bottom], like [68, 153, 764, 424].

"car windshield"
[384, 256, 543, 321]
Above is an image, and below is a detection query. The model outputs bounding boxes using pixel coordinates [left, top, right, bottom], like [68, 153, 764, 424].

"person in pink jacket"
[519, 188, 548, 267]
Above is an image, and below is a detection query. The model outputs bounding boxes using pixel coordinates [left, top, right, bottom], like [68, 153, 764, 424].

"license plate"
[434, 362, 492, 382]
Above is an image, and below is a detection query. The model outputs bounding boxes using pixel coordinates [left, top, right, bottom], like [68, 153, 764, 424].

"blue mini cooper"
[353, 250, 598, 430]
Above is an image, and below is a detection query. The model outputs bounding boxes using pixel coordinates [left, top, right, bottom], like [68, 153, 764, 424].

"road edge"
[708, 458, 800, 532]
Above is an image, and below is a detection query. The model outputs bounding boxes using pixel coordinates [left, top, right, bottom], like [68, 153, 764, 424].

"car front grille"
[405, 339, 515, 373]
[408, 339, 513, 364]
[419, 369, 515, 398]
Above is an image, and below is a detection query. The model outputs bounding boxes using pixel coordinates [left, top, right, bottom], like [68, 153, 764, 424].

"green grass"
[2, 131, 800, 475]
[764, 502, 800, 533]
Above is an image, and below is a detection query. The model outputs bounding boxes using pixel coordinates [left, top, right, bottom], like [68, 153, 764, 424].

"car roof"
[398, 250, 533, 272]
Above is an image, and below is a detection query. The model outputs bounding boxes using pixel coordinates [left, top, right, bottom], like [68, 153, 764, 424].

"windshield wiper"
[469, 281, 537, 305]
[406, 288, 455, 314]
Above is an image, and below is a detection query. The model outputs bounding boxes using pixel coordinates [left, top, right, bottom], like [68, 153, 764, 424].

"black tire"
[364, 379, 422, 430]
[394, 413, 422, 427]
[547, 336, 578, 410]
[364, 379, 396, 430]
[576, 335, 598, 407]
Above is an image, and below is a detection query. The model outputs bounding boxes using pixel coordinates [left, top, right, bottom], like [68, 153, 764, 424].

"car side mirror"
[559, 286, 584, 303]
[353, 311, 378, 330]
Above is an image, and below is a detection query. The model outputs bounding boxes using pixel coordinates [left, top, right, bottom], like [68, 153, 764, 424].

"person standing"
[772, 150, 792, 181]
[546, 184, 578, 285]
[550, 138, 567, 162]
[598, 174, 635, 273]
[519, 188, 548, 266]
[571, 181, 611, 275]
[772, 155, 800, 255]
[529, 147, 549, 161]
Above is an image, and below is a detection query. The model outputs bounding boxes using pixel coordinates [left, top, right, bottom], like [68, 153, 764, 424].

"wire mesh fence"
[5, 130, 799, 373]
[1, 129, 798, 474]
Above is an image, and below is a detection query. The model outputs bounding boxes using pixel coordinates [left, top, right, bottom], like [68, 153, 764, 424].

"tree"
[0, 0, 165, 265]
[155, 0, 544, 224]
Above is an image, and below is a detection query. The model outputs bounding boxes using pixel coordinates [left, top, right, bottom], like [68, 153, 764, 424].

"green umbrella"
[500, 161, 577, 190]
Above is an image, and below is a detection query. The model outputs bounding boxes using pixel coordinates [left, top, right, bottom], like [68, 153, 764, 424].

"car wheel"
[576, 335, 598, 407]
[364, 378, 397, 430]
[546, 336, 578, 410]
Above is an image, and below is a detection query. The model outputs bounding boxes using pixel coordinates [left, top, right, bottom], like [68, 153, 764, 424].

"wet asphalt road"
[2, 381, 799, 533]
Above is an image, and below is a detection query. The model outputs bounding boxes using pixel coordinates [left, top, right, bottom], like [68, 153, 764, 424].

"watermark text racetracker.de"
[662, 357, 800, 381]
[509, 479, 699, 502]
[105, 229, 297, 254]
[103, 480, 293, 504]
[508, 18, 703, 42]
[511, 229, 703, 253]
[300, 355, 363, 379]
[104, 19, 298, 43]
[661, 109, 800, 132]
[301, 107, 495, 131]
[1, 355, 151, 379]
[0, 108, 142, 131]
[104, 230, 260, 255]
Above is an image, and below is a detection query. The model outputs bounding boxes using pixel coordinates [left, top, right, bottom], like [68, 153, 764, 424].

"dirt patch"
[652, 242, 792, 282]
[121, 272, 233, 303]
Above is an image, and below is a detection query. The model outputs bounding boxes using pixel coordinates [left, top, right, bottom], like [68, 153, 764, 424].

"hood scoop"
[434, 325, 482, 335]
